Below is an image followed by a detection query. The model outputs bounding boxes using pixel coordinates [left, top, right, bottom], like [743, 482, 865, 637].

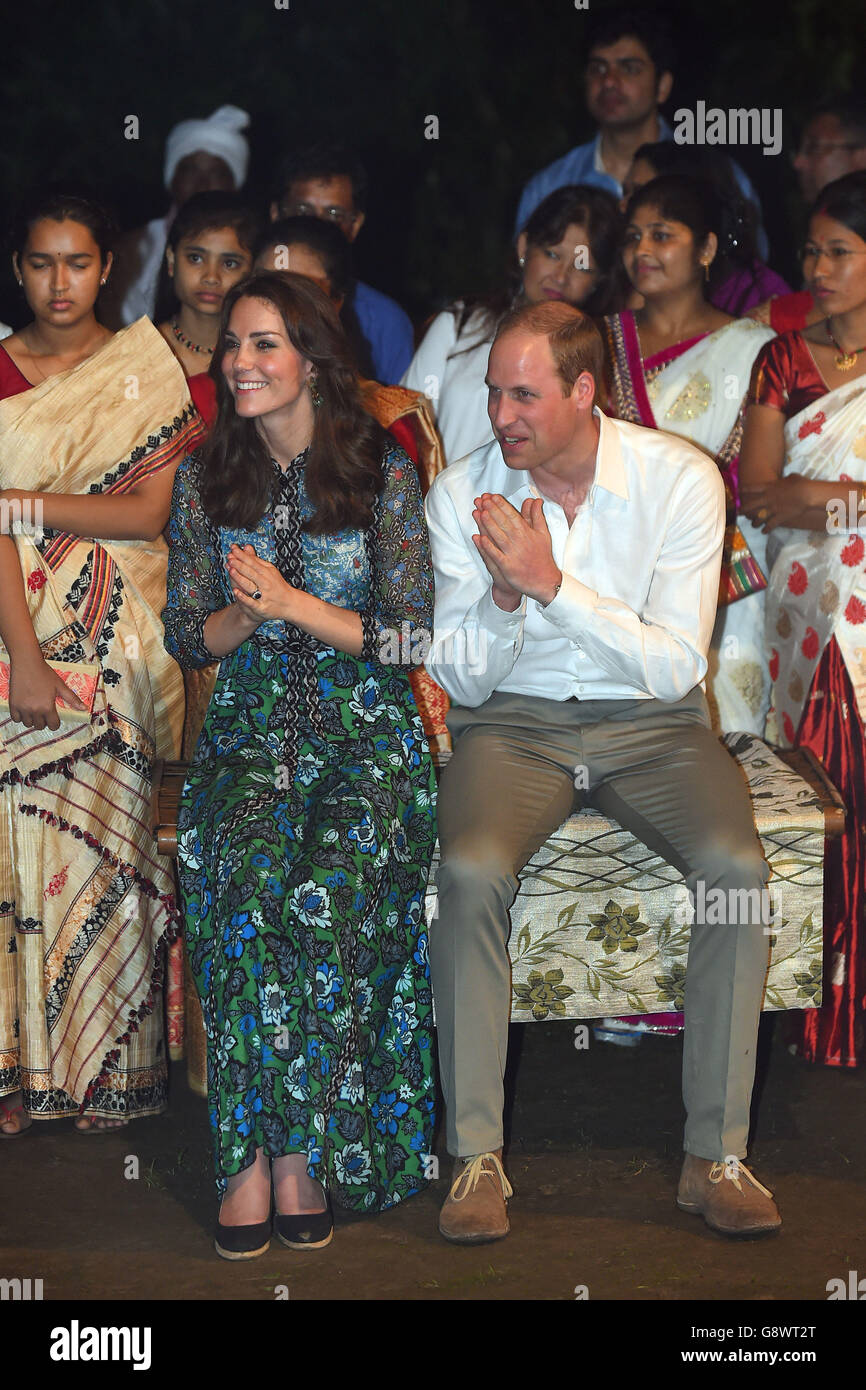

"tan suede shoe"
[677, 1154, 781, 1238]
[438, 1150, 513, 1244]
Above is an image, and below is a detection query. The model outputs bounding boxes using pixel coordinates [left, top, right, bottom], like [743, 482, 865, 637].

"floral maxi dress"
[162, 443, 437, 1209]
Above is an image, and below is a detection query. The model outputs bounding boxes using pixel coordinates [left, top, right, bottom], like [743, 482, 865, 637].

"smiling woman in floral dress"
[162, 271, 436, 1259]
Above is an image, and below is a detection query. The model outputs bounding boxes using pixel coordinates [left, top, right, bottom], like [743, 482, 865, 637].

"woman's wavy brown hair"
[199, 270, 386, 534]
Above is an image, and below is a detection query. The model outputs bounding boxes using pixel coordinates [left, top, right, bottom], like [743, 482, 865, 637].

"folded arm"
[1, 463, 180, 543]
[739, 401, 850, 532]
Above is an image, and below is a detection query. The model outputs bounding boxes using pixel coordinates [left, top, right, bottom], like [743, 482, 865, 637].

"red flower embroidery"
[787, 562, 808, 595]
[798, 411, 826, 439]
[783, 712, 796, 743]
[43, 864, 69, 900]
[27, 568, 47, 591]
[845, 595, 866, 624]
[769, 649, 779, 681]
[393, 468, 404, 480]
[801, 627, 820, 660]
[841, 534, 865, 567]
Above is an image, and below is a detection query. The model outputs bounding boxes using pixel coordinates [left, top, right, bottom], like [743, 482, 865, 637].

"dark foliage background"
[1, 0, 864, 329]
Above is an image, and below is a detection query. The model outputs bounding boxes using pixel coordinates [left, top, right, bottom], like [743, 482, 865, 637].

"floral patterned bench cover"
[424, 733, 825, 1023]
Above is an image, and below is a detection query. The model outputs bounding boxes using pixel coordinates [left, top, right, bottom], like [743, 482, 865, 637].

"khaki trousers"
[430, 688, 771, 1161]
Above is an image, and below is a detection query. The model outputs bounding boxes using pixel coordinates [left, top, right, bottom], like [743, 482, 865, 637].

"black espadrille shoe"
[214, 1217, 272, 1261]
[274, 1196, 333, 1251]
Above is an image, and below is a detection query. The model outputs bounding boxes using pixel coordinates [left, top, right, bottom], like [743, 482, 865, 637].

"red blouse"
[748, 331, 828, 421]
[768, 290, 814, 336]
[187, 371, 217, 428]
[0, 343, 34, 400]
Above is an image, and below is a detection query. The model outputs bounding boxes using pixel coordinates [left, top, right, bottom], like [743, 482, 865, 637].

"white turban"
[163, 105, 250, 191]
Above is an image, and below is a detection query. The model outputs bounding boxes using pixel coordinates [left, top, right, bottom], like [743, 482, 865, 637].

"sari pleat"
[792, 641, 866, 1066]
[754, 333, 866, 1066]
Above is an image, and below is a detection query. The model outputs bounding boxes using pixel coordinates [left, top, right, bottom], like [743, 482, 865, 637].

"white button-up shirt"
[424, 409, 725, 707]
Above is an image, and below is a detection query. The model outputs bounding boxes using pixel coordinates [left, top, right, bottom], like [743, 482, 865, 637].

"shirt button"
[575, 684, 585, 694]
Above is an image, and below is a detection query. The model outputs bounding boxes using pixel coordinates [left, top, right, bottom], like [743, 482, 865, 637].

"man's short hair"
[494, 302, 604, 396]
[807, 97, 866, 147]
[272, 142, 368, 212]
[586, 6, 675, 78]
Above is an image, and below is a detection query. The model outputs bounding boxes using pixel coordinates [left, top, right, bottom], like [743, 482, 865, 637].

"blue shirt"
[352, 279, 415, 385]
[516, 116, 769, 259]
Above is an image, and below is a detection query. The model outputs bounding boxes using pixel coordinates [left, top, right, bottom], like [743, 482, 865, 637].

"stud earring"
[518, 256, 525, 268]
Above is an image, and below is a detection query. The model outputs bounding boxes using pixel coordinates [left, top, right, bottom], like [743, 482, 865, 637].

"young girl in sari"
[154, 191, 259, 426]
[604, 174, 776, 736]
[0, 192, 204, 1137]
[741, 172, 866, 1069]
[162, 272, 436, 1258]
[403, 185, 628, 466]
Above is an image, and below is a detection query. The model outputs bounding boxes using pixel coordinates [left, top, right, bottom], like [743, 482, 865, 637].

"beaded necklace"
[170, 318, 213, 356]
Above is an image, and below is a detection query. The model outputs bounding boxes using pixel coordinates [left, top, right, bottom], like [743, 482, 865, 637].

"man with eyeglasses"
[515, 8, 766, 256]
[793, 101, 866, 205]
[270, 143, 414, 384]
[752, 99, 866, 334]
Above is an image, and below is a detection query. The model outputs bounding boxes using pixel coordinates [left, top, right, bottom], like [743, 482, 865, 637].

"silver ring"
[251, 589, 262, 601]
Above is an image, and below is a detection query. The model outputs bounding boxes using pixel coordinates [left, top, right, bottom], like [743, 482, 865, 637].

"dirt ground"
[2, 1016, 864, 1316]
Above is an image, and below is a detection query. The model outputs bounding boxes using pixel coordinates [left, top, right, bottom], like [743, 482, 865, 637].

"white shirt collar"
[498, 407, 629, 505]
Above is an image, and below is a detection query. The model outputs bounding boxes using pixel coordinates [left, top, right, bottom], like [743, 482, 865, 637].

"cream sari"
[604, 311, 776, 732]
[0, 319, 204, 1117]
[765, 377, 866, 745]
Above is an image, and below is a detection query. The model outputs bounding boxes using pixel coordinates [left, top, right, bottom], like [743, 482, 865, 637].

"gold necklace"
[826, 319, 866, 372]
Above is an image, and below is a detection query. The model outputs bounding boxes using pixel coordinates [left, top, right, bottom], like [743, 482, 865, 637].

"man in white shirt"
[425, 300, 781, 1244]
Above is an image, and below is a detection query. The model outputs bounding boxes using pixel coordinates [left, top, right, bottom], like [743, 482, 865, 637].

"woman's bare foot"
[220, 1146, 271, 1227]
[0, 1091, 32, 1137]
[74, 1113, 128, 1132]
[271, 1153, 327, 1216]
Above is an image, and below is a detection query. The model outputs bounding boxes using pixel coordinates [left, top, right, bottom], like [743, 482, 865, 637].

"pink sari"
[603, 310, 738, 502]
